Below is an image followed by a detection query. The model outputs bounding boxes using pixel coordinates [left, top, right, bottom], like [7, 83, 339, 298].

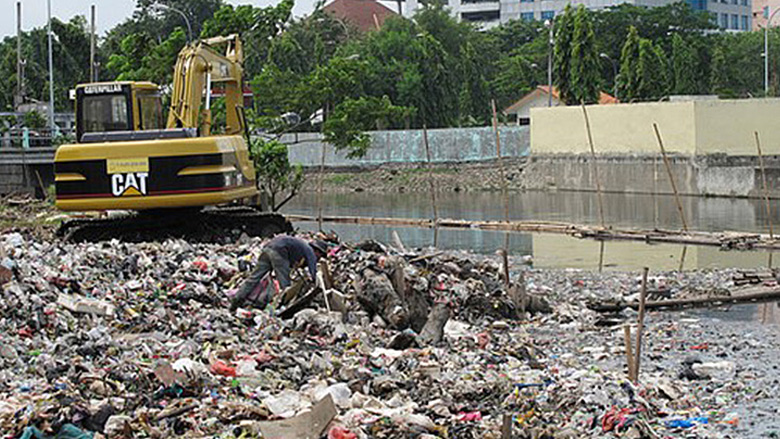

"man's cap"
[310, 240, 328, 255]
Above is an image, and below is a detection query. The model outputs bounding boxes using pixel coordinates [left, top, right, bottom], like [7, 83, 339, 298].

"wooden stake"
[633, 267, 649, 382]
[755, 132, 774, 240]
[501, 413, 513, 439]
[678, 245, 688, 272]
[34, 170, 47, 201]
[493, 100, 512, 252]
[653, 123, 689, 233]
[598, 240, 605, 273]
[318, 141, 326, 232]
[491, 100, 510, 226]
[499, 248, 510, 287]
[582, 105, 606, 228]
[422, 125, 439, 234]
[392, 231, 407, 253]
[653, 156, 659, 230]
[623, 324, 635, 382]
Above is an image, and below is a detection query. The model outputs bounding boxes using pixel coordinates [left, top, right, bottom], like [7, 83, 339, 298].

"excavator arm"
[167, 34, 245, 136]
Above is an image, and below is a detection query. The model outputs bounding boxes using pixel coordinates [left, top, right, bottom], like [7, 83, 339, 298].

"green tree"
[250, 138, 304, 212]
[323, 96, 414, 158]
[671, 33, 697, 95]
[568, 6, 600, 104]
[636, 39, 669, 100]
[267, 9, 351, 77]
[617, 26, 641, 101]
[137, 0, 223, 40]
[201, 1, 293, 77]
[0, 16, 92, 111]
[23, 110, 47, 130]
[488, 18, 544, 54]
[105, 32, 154, 80]
[553, 4, 575, 102]
[490, 53, 542, 110]
[709, 45, 729, 96]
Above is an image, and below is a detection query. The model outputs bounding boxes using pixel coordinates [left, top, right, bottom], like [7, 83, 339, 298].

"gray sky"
[0, 0, 319, 40]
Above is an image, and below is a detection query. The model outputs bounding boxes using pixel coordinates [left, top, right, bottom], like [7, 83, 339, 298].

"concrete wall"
[0, 149, 55, 195]
[531, 101, 697, 154]
[522, 154, 780, 199]
[531, 98, 780, 156]
[284, 126, 530, 168]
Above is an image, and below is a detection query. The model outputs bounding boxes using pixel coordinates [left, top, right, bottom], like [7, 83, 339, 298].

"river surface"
[283, 191, 777, 272]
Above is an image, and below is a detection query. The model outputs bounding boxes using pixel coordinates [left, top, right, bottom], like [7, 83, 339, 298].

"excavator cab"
[75, 81, 164, 142]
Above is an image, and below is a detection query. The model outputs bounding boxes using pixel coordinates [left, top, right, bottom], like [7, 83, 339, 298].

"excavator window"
[82, 95, 129, 133]
[137, 92, 163, 130]
[76, 84, 134, 143]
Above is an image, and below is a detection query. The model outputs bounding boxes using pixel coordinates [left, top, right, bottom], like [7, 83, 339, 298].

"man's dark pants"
[231, 248, 291, 310]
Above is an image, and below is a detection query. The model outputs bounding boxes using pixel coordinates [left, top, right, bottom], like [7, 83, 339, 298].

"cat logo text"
[111, 173, 148, 197]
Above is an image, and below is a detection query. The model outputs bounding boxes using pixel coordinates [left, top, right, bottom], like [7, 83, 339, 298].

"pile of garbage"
[0, 229, 757, 438]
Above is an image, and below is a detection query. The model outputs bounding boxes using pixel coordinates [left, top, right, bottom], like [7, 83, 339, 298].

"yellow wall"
[695, 99, 780, 155]
[531, 98, 780, 156]
[531, 101, 696, 154]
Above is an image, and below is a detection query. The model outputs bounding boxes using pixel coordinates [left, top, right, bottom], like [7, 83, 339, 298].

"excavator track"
[56, 207, 292, 243]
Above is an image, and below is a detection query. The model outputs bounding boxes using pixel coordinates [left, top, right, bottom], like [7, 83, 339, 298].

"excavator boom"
[167, 34, 245, 136]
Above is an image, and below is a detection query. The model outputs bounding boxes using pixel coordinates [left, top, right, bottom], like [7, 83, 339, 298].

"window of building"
[731, 0, 738, 5]
[541, 10, 555, 20]
[520, 0, 534, 3]
[741, 15, 749, 29]
[521, 12, 534, 20]
[731, 13, 738, 29]
[720, 12, 728, 28]
[461, 10, 500, 22]
[686, 0, 706, 10]
[741, 0, 748, 5]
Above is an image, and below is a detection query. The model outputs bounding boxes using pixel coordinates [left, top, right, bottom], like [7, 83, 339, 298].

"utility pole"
[90, 4, 96, 82]
[16, 2, 22, 110]
[47, 0, 55, 133]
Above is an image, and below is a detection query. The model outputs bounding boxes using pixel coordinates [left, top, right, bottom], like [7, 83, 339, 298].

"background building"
[405, 0, 751, 31]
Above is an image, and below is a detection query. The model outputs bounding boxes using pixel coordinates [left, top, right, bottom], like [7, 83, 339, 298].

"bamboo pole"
[678, 245, 688, 272]
[653, 156, 659, 230]
[755, 132, 774, 240]
[492, 99, 511, 251]
[653, 123, 689, 233]
[286, 214, 780, 250]
[501, 414, 513, 439]
[598, 240, 605, 273]
[623, 325, 635, 382]
[582, 105, 606, 227]
[318, 141, 326, 232]
[633, 267, 649, 382]
[589, 282, 780, 313]
[491, 100, 510, 225]
[423, 125, 439, 247]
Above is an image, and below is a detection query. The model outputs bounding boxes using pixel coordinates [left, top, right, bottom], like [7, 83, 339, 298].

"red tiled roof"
[323, 0, 398, 33]
[504, 86, 618, 114]
[536, 85, 619, 105]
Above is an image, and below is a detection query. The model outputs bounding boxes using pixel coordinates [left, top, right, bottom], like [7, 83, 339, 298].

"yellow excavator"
[54, 35, 290, 241]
